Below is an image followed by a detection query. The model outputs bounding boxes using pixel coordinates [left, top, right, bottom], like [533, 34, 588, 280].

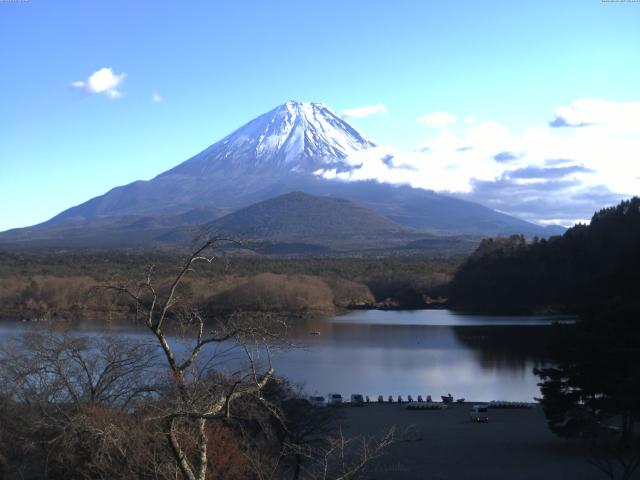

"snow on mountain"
[8, 100, 564, 241]
[164, 101, 376, 177]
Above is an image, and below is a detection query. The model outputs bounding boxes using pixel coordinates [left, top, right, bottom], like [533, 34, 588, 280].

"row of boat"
[309, 393, 535, 408]
[488, 401, 535, 409]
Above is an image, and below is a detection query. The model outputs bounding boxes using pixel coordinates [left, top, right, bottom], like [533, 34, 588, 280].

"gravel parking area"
[336, 403, 602, 480]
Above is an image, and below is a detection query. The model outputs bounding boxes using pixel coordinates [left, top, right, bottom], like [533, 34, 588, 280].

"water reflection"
[0, 310, 573, 402]
[276, 311, 571, 401]
[329, 309, 575, 326]
[452, 325, 559, 371]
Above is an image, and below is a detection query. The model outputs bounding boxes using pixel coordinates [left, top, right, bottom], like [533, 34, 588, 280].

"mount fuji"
[1, 101, 563, 250]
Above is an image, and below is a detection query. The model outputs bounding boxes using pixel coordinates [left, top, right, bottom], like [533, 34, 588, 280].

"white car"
[470, 404, 489, 422]
[308, 395, 327, 407]
[327, 393, 343, 406]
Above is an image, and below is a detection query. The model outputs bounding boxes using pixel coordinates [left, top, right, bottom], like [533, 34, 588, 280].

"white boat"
[308, 395, 327, 407]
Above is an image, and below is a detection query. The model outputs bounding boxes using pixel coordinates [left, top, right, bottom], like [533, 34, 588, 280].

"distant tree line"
[0, 255, 458, 321]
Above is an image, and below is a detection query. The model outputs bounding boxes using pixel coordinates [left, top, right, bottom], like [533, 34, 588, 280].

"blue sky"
[1, 0, 639, 230]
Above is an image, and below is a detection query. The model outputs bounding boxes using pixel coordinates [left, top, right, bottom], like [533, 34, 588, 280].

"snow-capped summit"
[164, 101, 376, 177]
[25, 100, 563, 241]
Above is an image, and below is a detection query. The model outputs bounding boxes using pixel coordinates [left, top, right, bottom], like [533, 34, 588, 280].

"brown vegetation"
[0, 275, 98, 320]
[212, 273, 337, 313]
[0, 238, 397, 479]
[0, 252, 455, 321]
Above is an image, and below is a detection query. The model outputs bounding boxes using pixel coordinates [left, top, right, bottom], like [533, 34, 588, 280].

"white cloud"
[152, 93, 163, 103]
[550, 98, 640, 128]
[317, 98, 640, 226]
[341, 103, 388, 119]
[71, 67, 126, 99]
[416, 111, 457, 128]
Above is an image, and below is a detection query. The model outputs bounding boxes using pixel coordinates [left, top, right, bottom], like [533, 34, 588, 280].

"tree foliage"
[450, 197, 640, 313]
[535, 304, 640, 479]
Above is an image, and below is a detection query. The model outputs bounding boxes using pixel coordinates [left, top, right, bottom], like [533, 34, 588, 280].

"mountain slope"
[207, 191, 409, 240]
[0, 208, 226, 248]
[45, 101, 374, 224]
[2, 100, 563, 247]
[160, 192, 481, 254]
[164, 101, 375, 176]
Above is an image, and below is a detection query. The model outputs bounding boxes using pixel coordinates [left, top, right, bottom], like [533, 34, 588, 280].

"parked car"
[308, 395, 327, 407]
[470, 404, 489, 422]
[350, 394, 365, 406]
[327, 393, 343, 406]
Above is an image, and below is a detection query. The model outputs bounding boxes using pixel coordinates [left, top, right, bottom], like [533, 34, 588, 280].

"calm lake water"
[274, 310, 573, 402]
[0, 310, 574, 402]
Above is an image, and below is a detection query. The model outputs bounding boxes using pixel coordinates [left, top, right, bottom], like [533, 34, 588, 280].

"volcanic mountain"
[0, 100, 563, 249]
[159, 192, 481, 255]
[44, 101, 376, 223]
[208, 192, 409, 239]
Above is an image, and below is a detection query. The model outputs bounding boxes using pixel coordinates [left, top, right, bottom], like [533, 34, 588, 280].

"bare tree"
[283, 427, 396, 480]
[238, 377, 399, 480]
[0, 238, 397, 480]
[96, 238, 289, 480]
[0, 332, 159, 410]
[0, 331, 169, 479]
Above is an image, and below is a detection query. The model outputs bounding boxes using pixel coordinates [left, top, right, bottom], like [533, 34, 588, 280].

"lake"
[0, 310, 573, 402]
[273, 310, 573, 402]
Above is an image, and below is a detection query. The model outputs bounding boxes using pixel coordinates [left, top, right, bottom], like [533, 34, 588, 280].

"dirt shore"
[336, 403, 602, 480]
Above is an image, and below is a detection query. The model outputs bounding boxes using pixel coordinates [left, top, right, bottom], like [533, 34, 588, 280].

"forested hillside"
[449, 197, 640, 313]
